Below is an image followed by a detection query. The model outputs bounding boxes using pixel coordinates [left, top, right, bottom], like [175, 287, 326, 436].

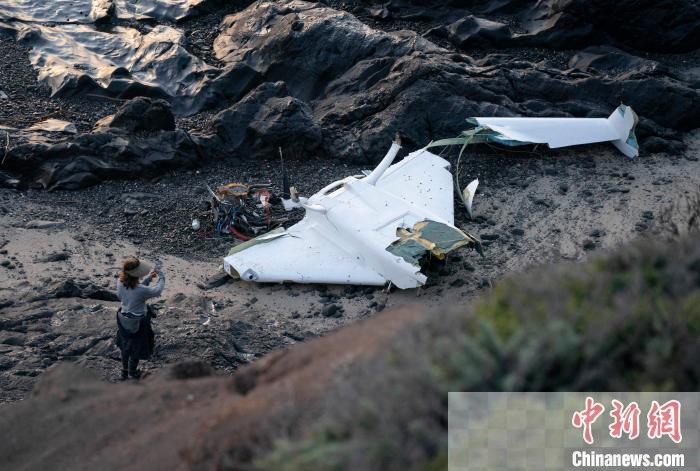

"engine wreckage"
[206, 182, 288, 240]
[221, 105, 639, 289]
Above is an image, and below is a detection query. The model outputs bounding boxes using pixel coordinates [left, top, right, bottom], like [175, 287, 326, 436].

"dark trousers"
[121, 351, 139, 376]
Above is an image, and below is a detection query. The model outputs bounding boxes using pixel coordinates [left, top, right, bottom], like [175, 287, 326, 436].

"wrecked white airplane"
[223, 140, 481, 289]
[223, 106, 639, 288]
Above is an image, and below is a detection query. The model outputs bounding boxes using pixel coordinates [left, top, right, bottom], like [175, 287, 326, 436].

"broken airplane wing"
[223, 142, 480, 289]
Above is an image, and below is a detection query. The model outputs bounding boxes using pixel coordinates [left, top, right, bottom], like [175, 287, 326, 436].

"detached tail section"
[608, 105, 639, 158]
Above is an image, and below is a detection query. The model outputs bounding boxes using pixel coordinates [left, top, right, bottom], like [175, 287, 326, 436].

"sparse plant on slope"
[249, 234, 700, 471]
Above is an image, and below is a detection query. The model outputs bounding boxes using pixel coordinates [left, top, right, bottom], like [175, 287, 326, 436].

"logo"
[572, 396, 682, 444]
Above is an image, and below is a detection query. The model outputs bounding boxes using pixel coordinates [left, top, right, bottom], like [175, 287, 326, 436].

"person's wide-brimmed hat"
[124, 258, 153, 278]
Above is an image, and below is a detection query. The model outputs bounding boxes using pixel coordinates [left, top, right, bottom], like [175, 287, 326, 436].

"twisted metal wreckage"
[206, 182, 287, 240]
[221, 105, 639, 289]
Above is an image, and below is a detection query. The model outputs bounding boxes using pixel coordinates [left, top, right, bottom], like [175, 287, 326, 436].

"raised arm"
[141, 271, 166, 299]
[116, 278, 124, 301]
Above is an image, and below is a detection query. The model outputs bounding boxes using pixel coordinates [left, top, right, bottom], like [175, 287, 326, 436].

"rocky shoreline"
[1, 0, 699, 401]
[2, 0, 699, 190]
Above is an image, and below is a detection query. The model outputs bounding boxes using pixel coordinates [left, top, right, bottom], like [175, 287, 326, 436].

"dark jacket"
[115, 306, 155, 360]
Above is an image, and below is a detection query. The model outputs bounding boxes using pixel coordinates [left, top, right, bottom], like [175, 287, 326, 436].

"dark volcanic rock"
[642, 136, 685, 154]
[108, 97, 176, 133]
[205, 82, 324, 158]
[39, 251, 71, 262]
[43, 280, 118, 302]
[444, 16, 511, 48]
[213, 0, 455, 160]
[210, 0, 698, 162]
[568, 47, 667, 77]
[1, 0, 698, 187]
[541, 0, 700, 53]
[51, 280, 83, 299]
[0, 171, 20, 189]
[199, 271, 233, 290]
[321, 304, 341, 318]
[3, 117, 202, 190]
[382, 0, 700, 53]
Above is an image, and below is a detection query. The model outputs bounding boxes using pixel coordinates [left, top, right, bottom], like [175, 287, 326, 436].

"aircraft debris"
[427, 105, 639, 216]
[223, 139, 481, 289]
[387, 220, 475, 265]
[429, 105, 639, 158]
[206, 182, 291, 240]
[463, 179, 479, 218]
[281, 186, 308, 211]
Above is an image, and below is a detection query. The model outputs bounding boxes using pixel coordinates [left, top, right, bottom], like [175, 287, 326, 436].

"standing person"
[115, 257, 165, 380]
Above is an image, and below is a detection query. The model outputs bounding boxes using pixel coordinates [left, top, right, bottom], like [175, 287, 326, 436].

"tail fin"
[607, 105, 639, 158]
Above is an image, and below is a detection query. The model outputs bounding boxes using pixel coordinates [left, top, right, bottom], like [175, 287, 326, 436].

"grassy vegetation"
[233, 233, 700, 470]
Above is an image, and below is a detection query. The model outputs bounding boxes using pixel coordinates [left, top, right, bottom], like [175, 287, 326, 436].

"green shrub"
[246, 235, 700, 471]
